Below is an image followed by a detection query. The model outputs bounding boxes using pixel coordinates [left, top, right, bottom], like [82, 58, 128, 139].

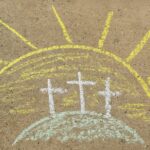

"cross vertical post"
[40, 79, 67, 116]
[47, 79, 55, 115]
[98, 77, 121, 118]
[67, 72, 96, 114]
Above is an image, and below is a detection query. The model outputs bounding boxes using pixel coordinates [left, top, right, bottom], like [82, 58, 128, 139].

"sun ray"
[0, 19, 38, 49]
[98, 11, 113, 49]
[52, 5, 73, 44]
[126, 31, 150, 63]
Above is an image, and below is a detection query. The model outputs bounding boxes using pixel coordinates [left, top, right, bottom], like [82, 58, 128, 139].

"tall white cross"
[67, 72, 96, 114]
[40, 79, 67, 116]
[98, 77, 121, 118]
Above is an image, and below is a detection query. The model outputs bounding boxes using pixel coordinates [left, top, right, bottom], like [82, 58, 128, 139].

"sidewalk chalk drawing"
[13, 73, 144, 145]
[0, 4, 150, 145]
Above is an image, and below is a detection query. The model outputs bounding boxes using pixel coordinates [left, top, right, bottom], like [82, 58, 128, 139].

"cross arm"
[67, 81, 79, 84]
[40, 88, 48, 93]
[111, 91, 121, 96]
[98, 91, 105, 96]
[53, 88, 68, 94]
[82, 81, 96, 85]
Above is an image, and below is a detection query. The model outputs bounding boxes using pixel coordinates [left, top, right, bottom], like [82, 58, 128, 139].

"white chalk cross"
[98, 77, 121, 118]
[67, 72, 96, 114]
[40, 79, 67, 115]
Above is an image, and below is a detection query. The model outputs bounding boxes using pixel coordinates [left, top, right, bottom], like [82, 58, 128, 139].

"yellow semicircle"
[0, 44, 150, 97]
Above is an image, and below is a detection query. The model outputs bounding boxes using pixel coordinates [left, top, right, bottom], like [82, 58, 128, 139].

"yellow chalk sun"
[0, 5, 150, 98]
